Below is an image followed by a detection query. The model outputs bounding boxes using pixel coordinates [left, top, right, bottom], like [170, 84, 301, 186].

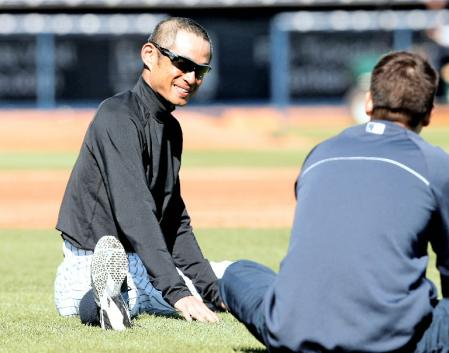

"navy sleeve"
[427, 149, 449, 298]
[433, 179, 449, 297]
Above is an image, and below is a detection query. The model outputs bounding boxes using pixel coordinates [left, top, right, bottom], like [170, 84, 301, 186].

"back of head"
[148, 17, 212, 57]
[370, 51, 438, 128]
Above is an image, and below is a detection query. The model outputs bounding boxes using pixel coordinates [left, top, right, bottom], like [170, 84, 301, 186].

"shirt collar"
[132, 76, 175, 120]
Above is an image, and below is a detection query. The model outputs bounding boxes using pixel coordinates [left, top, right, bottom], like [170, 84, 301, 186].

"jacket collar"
[132, 76, 175, 121]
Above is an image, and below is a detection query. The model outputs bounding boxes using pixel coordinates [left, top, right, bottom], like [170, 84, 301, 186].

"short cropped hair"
[370, 51, 438, 128]
[148, 17, 212, 59]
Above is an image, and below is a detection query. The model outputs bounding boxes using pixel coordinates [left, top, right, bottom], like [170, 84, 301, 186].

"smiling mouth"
[174, 84, 191, 97]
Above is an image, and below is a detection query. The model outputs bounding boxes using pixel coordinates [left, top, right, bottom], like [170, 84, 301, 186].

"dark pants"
[79, 289, 100, 326]
[219, 260, 449, 353]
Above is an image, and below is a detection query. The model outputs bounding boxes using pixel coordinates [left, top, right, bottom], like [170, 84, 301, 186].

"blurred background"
[0, 0, 449, 114]
[2, 3, 449, 351]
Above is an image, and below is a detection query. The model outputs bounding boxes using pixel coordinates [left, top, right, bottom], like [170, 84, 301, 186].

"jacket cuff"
[201, 280, 223, 311]
[165, 288, 192, 307]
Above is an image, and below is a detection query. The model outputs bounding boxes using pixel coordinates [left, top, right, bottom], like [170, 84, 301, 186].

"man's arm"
[441, 274, 449, 297]
[89, 103, 192, 306]
[431, 174, 449, 298]
[163, 179, 222, 310]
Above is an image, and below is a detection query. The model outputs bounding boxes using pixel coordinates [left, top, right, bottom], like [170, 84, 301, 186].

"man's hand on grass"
[174, 295, 219, 323]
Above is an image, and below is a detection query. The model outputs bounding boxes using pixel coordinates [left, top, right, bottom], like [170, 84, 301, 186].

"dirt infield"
[0, 168, 298, 229]
[2, 105, 449, 230]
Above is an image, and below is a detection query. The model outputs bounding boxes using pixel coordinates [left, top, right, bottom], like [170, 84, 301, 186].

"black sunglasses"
[149, 40, 211, 79]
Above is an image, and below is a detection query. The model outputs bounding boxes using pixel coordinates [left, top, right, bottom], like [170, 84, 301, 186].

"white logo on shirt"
[366, 122, 386, 135]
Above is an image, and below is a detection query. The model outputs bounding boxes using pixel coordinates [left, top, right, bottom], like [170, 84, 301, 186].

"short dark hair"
[370, 51, 438, 128]
[148, 17, 212, 59]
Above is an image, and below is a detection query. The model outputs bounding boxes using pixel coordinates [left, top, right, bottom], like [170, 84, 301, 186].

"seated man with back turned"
[54, 17, 228, 330]
[219, 51, 449, 352]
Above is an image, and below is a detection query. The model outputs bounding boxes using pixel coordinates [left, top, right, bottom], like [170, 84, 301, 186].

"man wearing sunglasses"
[55, 17, 227, 330]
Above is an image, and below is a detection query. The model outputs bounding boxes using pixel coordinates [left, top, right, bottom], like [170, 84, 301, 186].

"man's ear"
[141, 42, 156, 71]
[365, 91, 373, 117]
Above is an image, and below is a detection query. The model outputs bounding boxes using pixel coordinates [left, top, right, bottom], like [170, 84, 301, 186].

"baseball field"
[1, 105, 449, 352]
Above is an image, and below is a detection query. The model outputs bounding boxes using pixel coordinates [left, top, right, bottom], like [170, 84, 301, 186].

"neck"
[140, 71, 175, 112]
[394, 121, 422, 134]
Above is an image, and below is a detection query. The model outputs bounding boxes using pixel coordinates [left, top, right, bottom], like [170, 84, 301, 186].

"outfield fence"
[0, 8, 448, 108]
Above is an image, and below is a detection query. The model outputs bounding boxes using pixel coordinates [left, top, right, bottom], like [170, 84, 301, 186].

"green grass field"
[0, 229, 289, 353]
[1, 125, 448, 170]
[0, 122, 447, 353]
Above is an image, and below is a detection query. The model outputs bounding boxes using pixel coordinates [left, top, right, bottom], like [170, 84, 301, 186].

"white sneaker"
[91, 235, 131, 331]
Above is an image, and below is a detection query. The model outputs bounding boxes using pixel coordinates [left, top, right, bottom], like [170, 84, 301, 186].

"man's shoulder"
[422, 142, 449, 177]
[307, 125, 358, 154]
[409, 131, 449, 164]
[401, 131, 449, 188]
[97, 90, 137, 115]
[91, 90, 144, 128]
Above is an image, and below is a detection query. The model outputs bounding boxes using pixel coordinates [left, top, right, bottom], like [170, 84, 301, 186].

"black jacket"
[57, 76, 220, 307]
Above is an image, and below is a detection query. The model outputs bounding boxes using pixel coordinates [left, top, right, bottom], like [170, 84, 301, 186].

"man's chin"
[172, 96, 191, 107]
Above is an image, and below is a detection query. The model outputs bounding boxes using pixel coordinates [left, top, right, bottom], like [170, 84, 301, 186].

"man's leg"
[176, 260, 233, 301]
[57, 238, 232, 324]
[55, 238, 131, 329]
[54, 240, 93, 317]
[127, 253, 175, 317]
[89, 236, 131, 331]
[127, 257, 232, 316]
[56, 237, 170, 327]
[414, 298, 449, 353]
[79, 289, 100, 325]
[219, 260, 276, 346]
[79, 283, 130, 327]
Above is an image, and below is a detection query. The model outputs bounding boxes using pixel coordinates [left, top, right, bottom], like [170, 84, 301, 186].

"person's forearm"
[441, 275, 449, 298]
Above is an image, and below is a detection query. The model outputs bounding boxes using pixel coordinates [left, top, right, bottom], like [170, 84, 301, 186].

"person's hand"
[174, 295, 219, 323]
[219, 301, 228, 311]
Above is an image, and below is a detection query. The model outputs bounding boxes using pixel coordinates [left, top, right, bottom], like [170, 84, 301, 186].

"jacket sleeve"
[88, 103, 191, 306]
[432, 179, 449, 298]
[165, 180, 221, 309]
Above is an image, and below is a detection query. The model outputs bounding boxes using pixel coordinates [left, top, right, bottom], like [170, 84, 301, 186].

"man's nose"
[184, 70, 197, 83]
